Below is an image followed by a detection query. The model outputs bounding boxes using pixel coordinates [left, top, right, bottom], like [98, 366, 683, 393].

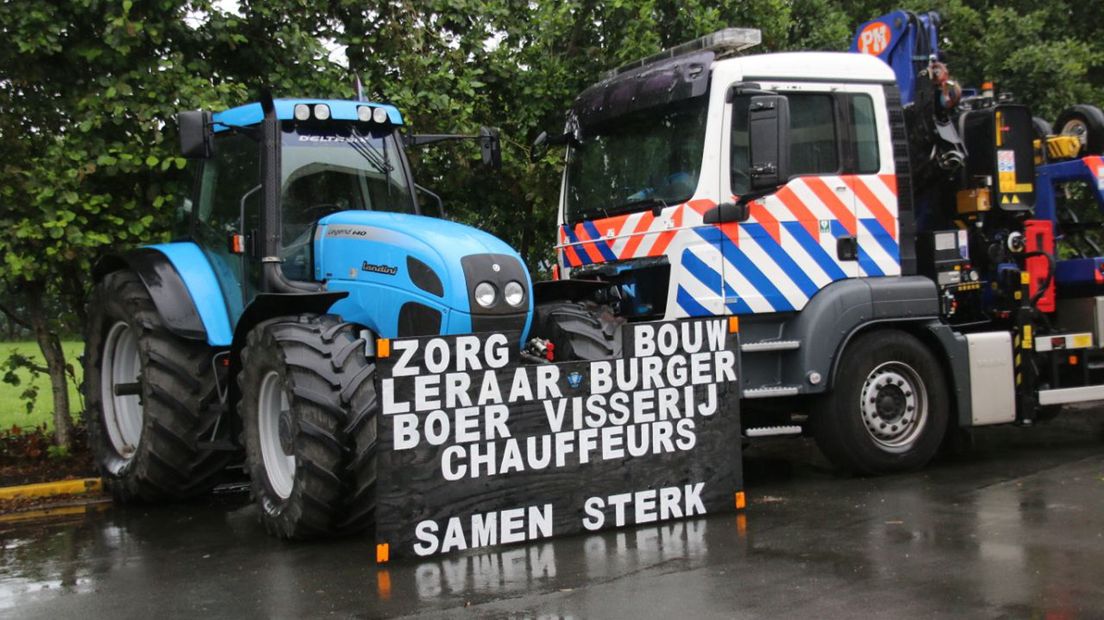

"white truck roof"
[717, 51, 896, 83]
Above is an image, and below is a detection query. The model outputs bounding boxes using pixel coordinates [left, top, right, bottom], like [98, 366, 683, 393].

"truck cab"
[539, 26, 1104, 476]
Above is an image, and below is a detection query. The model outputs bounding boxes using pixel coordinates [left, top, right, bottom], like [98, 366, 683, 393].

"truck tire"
[237, 314, 375, 538]
[84, 270, 230, 501]
[811, 329, 949, 475]
[1055, 104, 1104, 155]
[532, 301, 624, 361]
[1032, 116, 1052, 140]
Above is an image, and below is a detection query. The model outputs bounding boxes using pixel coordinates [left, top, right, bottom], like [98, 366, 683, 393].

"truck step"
[743, 385, 802, 399]
[741, 340, 801, 353]
[1037, 385, 1104, 406]
[745, 425, 803, 438]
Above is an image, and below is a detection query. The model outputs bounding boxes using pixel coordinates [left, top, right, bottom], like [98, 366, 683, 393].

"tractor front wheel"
[238, 314, 376, 538]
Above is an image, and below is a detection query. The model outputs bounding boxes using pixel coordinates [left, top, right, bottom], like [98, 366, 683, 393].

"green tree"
[0, 0, 346, 446]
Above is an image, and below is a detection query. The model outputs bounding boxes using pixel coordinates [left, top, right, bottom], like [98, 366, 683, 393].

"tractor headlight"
[474, 282, 497, 308]
[504, 281, 525, 307]
[314, 104, 331, 120]
[294, 104, 311, 121]
[373, 107, 389, 124]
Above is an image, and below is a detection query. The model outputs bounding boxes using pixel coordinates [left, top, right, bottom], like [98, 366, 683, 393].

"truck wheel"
[238, 314, 374, 538]
[84, 270, 230, 501]
[1055, 104, 1104, 155]
[812, 329, 949, 475]
[533, 301, 624, 361]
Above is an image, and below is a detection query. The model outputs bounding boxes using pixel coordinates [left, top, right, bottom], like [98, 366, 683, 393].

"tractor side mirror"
[178, 110, 213, 159]
[480, 126, 502, 169]
[747, 95, 790, 190]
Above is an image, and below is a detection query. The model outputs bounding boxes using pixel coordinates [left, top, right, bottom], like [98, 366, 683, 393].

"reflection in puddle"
[396, 516, 736, 603]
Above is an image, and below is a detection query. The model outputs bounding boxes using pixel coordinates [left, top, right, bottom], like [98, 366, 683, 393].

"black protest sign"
[373, 317, 742, 560]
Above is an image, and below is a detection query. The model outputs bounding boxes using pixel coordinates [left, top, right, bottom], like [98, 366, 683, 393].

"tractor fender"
[92, 245, 226, 343]
[230, 291, 350, 353]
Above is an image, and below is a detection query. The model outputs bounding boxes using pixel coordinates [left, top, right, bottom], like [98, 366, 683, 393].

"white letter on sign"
[393, 414, 420, 450]
[634, 324, 656, 357]
[413, 520, 439, 556]
[391, 340, 420, 377]
[582, 497, 605, 530]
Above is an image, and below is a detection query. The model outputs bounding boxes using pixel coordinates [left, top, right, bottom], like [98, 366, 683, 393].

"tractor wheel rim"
[258, 370, 296, 499]
[858, 361, 928, 452]
[101, 321, 143, 460]
[1061, 119, 1088, 150]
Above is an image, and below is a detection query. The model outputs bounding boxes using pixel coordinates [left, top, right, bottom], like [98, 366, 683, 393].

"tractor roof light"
[372, 107, 389, 124]
[314, 104, 331, 120]
[294, 104, 311, 121]
[604, 28, 761, 80]
[357, 105, 372, 122]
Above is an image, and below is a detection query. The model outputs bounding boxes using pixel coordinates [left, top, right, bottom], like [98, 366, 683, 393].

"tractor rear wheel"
[84, 270, 231, 501]
[238, 314, 376, 538]
[811, 329, 949, 475]
[532, 301, 624, 361]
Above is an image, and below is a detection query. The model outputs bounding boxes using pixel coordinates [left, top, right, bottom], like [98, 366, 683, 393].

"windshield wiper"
[348, 128, 394, 174]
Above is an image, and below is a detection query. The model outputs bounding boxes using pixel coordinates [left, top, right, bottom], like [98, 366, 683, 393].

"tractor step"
[745, 425, 803, 438]
[197, 439, 240, 452]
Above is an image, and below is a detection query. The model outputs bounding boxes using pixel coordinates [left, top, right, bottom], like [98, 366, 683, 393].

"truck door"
[838, 85, 901, 278]
[719, 83, 862, 315]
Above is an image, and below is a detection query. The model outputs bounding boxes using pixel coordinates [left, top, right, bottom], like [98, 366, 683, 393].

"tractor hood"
[312, 211, 531, 339]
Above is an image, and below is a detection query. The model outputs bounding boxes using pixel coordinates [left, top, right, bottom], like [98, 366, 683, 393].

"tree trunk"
[26, 286, 73, 448]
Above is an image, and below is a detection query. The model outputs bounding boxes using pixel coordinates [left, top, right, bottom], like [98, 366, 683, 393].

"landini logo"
[362, 262, 398, 276]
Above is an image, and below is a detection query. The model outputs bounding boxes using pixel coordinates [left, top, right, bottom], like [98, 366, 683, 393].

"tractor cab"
[172, 96, 526, 343]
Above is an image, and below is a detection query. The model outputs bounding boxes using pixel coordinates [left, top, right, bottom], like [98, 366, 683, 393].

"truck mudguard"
[92, 244, 232, 345]
[767, 276, 939, 391]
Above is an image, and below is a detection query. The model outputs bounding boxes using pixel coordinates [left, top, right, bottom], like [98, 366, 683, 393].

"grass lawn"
[0, 341, 84, 431]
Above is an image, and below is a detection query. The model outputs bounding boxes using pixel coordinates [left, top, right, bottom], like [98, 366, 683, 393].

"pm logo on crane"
[858, 21, 892, 55]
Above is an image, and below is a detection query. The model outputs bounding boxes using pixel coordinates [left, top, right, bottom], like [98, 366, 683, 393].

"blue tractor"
[84, 95, 531, 538]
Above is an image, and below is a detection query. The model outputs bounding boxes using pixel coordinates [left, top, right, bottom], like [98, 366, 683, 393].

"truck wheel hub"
[859, 362, 928, 450]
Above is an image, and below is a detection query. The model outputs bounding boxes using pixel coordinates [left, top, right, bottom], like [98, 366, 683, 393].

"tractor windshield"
[280, 124, 415, 278]
[564, 98, 708, 224]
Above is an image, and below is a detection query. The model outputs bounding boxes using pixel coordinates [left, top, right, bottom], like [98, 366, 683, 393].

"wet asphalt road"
[2, 411, 1102, 619]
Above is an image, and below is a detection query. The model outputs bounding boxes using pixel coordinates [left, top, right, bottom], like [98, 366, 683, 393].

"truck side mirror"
[178, 110, 213, 159]
[747, 95, 790, 190]
[480, 126, 502, 169]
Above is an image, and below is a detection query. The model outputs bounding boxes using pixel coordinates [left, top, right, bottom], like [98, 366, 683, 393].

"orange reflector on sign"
[1069, 355, 1079, 366]
[376, 543, 390, 563]
[728, 316, 740, 334]
[734, 490, 747, 510]
[377, 338, 391, 359]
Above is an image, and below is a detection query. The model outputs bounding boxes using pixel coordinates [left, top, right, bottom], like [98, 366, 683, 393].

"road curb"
[0, 478, 103, 501]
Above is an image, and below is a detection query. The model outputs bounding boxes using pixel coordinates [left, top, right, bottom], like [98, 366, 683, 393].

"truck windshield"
[280, 124, 415, 278]
[565, 98, 708, 224]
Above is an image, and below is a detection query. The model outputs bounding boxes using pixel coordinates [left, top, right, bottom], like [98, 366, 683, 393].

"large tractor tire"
[811, 329, 949, 475]
[84, 270, 231, 501]
[532, 301, 624, 361]
[237, 314, 377, 539]
[1055, 104, 1104, 156]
